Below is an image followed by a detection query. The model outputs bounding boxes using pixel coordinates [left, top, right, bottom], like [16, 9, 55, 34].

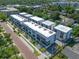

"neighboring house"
[51, 2, 79, 7]
[60, 15, 75, 25]
[0, 7, 19, 16]
[41, 20, 56, 30]
[0, 6, 6, 10]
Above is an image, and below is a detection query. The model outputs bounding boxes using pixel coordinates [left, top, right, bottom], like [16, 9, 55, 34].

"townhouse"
[19, 12, 33, 18]
[41, 20, 56, 30]
[10, 14, 28, 29]
[54, 24, 72, 42]
[29, 16, 44, 25]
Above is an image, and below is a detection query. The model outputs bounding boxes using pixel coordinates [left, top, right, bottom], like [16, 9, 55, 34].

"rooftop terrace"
[10, 14, 28, 22]
[30, 16, 44, 22]
[42, 20, 55, 26]
[54, 24, 72, 33]
[19, 12, 27, 15]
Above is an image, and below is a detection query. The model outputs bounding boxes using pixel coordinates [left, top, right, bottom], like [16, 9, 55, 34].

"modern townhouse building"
[0, 7, 19, 16]
[10, 13, 72, 47]
[19, 12, 33, 21]
[10, 14, 56, 48]
[10, 14, 28, 29]
[41, 20, 56, 30]
[54, 24, 72, 42]
[19, 12, 33, 18]
[29, 16, 44, 25]
[51, 2, 79, 7]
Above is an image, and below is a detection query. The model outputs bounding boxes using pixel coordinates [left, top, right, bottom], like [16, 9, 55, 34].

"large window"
[37, 34, 41, 41]
[60, 32, 64, 38]
[41, 40, 50, 46]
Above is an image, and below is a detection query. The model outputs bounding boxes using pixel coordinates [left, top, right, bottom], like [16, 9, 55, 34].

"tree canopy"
[72, 25, 79, 37]
[0, 12, 7, 21]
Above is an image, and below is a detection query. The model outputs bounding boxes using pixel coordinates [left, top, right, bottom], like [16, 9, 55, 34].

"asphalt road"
[0, 22, 37, 59]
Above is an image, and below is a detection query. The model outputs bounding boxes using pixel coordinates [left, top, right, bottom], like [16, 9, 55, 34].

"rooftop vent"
[32, 22, 34, 24]
[44, 28, 47, 31]
[49, 31, 53, 34]
[39, 26, 42, 28]
[35, 24, 38, 26]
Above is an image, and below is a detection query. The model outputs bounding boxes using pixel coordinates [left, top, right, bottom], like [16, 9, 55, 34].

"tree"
[63, 6, 75, 14]
[50, 12, 61, 21]
[0, 26, 4, 32]
[72, 25, 79, 37]
[72, 13, 79, 23]
[48, 5, 60, 11]
[0, 12, 7, 21]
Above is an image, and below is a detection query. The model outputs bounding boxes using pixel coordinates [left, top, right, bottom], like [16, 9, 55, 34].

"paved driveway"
[62, 46, 79, 59]
[0, 22, 37, 59]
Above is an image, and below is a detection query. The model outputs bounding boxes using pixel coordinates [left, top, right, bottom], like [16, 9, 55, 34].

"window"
[37, 34, 41, 41]
[29, 31, 31, 34]
[41, 40, 50, 46]
[60, 32, 63, 38]
[37, 36, 40, 41]
[33, 34, 35, 37]
[45, 25, 48, 28]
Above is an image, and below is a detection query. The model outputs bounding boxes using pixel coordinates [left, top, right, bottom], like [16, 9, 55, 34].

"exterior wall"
[41, 24, 55, 30]
[65, 30, 72, 39]
[55, 29, 71, 42]
[55, 30, 61, 40]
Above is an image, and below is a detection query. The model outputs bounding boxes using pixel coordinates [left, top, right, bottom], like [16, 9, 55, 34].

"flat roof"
[30, 16, 44, 22]
[23, 21, 56, 38]
[10, 14, 27, 22]
[0, 7, 18, 12]
[42, 20, 55, 26]
[54, 25, 72, 33]
[19, 12, 27, 15]
[19, 12, 33, 18]
[23, 14, 33, 17]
